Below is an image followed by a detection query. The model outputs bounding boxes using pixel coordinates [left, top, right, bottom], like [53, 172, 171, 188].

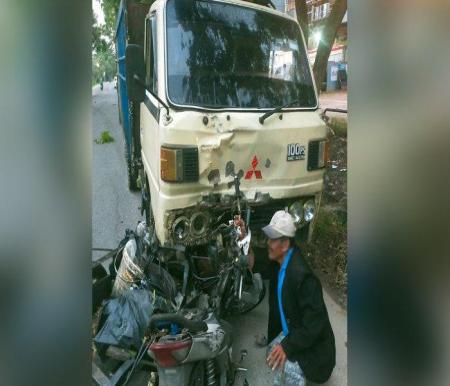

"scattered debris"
[254, 333, 268, 347]
[95, 130, 115, 144]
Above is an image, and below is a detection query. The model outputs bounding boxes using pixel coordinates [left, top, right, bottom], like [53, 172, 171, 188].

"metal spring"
[206, 359, 216, 386]
[112, 240, 144, 297]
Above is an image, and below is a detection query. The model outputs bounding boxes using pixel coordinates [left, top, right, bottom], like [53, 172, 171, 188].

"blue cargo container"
[114, 0, 151, 190]
[116, 1, 130, 150]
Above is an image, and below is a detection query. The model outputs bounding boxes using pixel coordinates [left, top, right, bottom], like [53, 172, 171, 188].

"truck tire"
[141, 172, 153, 226]
[126, 102, 140, 191]
[125, 139, 139, 191]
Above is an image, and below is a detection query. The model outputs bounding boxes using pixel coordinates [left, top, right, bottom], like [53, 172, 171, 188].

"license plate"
[287, 143, 305, 161]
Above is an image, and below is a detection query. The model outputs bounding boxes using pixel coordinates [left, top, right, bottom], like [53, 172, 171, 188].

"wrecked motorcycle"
[147, 311, 235, 386]
[145, 176, 263, 385]
[93, 172, 263, 385]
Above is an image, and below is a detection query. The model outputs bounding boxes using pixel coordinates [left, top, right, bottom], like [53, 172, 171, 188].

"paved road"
[319, 91, 348, 111]
[92, 82, 142, 262]
[92, 82, 347, 385]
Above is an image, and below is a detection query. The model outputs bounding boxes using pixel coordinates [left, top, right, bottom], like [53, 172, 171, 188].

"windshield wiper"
[259, 100, 300, 125]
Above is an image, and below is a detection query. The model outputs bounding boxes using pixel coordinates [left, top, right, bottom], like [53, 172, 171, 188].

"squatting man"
[241, 210, 336, 385]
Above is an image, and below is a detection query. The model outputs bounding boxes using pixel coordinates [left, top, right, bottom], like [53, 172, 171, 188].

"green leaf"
[94, 130, 115, 144]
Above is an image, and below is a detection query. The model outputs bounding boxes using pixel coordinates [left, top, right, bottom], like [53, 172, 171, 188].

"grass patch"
[304, 206, 348, 306]
[314, 207, 346, 244]
[94, 130, 115, 144]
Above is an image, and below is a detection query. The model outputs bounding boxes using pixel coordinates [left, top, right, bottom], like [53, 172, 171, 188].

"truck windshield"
[166, 0, 317, 110]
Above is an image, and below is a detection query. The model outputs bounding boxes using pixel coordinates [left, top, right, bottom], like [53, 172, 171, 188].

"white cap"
[262, 210, 296, 239]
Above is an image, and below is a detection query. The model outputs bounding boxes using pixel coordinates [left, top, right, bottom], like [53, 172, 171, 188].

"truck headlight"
[161, 146, 199, 183]
[172, 216, 190, 240]
[307, 139, 329, 170]
[289, 201, 304, 227]
[190, 212, 209, 237]
[303, 199, 316, 222]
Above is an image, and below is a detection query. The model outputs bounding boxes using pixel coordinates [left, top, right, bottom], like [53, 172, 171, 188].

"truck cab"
[119, 0, 328, 250]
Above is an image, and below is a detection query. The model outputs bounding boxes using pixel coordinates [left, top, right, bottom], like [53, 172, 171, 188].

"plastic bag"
[267, 333, 306, 386]
[94, 289, 173, 351]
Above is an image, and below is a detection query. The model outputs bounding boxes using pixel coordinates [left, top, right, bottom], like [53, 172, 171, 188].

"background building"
[285, 0, 348, 91]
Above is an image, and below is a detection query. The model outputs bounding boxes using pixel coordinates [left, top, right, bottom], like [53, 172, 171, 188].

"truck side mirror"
[125, 44, 145, 103]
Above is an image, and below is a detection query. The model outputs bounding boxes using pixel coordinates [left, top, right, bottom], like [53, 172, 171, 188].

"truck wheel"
[128, 162, 139, 191]
[125, 139, 139, 191]
[126, 101, 140, 191]
[141, 172, 153, 226]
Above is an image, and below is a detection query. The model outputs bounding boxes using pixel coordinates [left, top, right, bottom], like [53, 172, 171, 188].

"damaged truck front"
[118, 0, 328, 254]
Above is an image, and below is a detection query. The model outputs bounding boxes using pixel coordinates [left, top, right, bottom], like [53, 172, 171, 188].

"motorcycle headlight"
[289, 201, 304, 227]
[172, 216, 190, 240]
[303, 199, 316, 222]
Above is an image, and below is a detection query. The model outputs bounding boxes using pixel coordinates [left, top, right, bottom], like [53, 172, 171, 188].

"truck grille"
[307, 141, 320, 171]
[182, 148, 199, 182]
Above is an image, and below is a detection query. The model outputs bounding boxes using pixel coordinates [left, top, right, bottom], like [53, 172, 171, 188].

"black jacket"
[267, 247, 336, 384]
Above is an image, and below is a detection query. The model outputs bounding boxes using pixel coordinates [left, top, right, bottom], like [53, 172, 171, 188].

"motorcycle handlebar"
[149, 313, 208, 333]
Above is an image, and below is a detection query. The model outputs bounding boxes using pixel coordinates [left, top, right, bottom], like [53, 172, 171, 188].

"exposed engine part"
[206, 359, 216, 386]
[112, 238, 145, 297]
[180, 307, 207, 321]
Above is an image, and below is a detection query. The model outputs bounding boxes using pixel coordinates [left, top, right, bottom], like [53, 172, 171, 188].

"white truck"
[118, 0, 328, 255]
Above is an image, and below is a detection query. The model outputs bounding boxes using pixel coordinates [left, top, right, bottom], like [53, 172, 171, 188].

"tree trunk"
[295, 0, 309, 46]
[312, 0, 347, 93]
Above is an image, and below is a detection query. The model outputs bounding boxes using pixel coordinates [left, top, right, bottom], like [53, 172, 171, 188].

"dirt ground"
[304, 130, 348, 308]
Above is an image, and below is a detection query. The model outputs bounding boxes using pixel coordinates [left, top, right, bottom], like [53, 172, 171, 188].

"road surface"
[92, 82, 347, 385]
[319, 91, 348, 111]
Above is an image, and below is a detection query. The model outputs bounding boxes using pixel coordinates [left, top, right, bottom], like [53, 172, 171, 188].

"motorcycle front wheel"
[219, 268, 266, 316]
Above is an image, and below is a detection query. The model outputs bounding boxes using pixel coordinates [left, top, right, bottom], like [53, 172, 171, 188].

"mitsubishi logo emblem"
[245, 156, 262, 180]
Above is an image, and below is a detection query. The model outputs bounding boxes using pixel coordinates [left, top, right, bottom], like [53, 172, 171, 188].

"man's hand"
[267, 343, 287, 371]
[233, 215, 247, 240]
[233, 215, 255, 270]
